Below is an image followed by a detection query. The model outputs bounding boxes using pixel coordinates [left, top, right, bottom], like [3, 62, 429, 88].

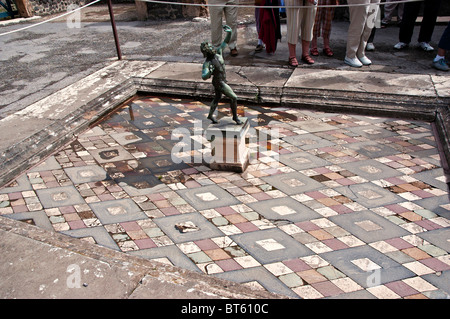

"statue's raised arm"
[217, 25, 232, 56]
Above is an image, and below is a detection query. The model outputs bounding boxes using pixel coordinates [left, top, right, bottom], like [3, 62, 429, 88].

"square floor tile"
[64, 165, 108, 184]
[347, 125, 397, 140]
[339, 159, 401, 181]
[413, 195, 450, 219]
[248, 197, 321, 223]
[89, 198, 147, 224]
[335, 183, 402, 208]
[418, 228, 450, 253]
[261, 172, 324, 195]
[282, 134, 335, 150]
[4, 211, 53, 231]
[278, 151, 332, 170]
[36, 186, 85, 208]
[62, 226, 119, 251]
[411, 168, 448, 191]
[176, 184, 240, 210]
[88, 145, 134, 164]
[153, 212, 224, 244]
[329, 210, 410, 243]
[214, 266, 299, 298]
[128, 245, 201, 273]
[344, 141, 400, 158]
[320, 245, 415, 288]
[231, 228, 313, 264]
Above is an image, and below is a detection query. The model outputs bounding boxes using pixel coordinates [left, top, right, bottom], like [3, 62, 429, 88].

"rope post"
[107, 0, 122, 60]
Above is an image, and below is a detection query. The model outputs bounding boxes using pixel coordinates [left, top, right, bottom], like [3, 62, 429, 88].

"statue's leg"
[208, 90, 221, 124]
[222, 83, 242, 124]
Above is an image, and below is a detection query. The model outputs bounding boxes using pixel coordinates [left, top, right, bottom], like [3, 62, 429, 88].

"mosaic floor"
[1, 95, 449, 299]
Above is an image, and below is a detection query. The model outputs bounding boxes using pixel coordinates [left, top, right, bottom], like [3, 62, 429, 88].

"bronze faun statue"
[201, 25, 242, 125]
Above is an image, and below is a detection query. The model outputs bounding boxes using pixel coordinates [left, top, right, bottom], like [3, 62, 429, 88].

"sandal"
[288, 56, 298, 67]
[301, 55, 315, 65]
[323, 47, 334, 57]
[310, 47, 319, 56]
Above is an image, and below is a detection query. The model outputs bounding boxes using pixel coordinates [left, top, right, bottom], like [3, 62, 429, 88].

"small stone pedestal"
[206, 117, 249, 173]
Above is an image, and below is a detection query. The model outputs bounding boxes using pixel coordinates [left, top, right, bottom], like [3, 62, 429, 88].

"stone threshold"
[0, 60, 449, 187]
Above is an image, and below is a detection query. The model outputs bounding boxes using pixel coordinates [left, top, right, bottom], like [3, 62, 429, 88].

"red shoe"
[323, 47, 334, 57]
[288, 56, 298, 67]
[310, 47, 319, 56]
[301, 55, 315, 64]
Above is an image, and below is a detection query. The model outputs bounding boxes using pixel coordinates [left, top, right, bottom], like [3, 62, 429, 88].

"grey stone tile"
[329, 210, 410, 243]
[231, 228, 313, 264]
[64, 165, 108, 184]
[282, 133, 335, 150]
[261, 171, 324, 195]
[36, 185, 86, 208]
[278, 151, 332, 171]
[62, 226, 119, 251]
[335, 183, 402, 208]
[414, 195, 450, 219]
[344, 141, 400, 158]
[339, 159, 401, 181]
[248, 197, 321, 223]
[4, 211, 53, 231]
[418, 228, 450, 253]
[153, 212, 224, 244]
[88, 145, 134, 164]
[422, 270, 450, 296]
[347, 125, 397, 140]
[28, 156, 61, 172]
[320, 245, 415, 288]
[0, 174, 32, 194]
[89, 198, 147, 224]
[176, 184, 240, 211]
[128, 245, 201, 273]
[412, 168, 449, 191]
[214, 266, 299, 298]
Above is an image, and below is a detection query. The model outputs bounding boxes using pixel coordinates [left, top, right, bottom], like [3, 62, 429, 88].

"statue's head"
[200, 41, 216, 57]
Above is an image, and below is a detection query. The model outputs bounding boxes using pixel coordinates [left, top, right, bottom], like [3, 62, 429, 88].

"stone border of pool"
[1, 60, 449, 189]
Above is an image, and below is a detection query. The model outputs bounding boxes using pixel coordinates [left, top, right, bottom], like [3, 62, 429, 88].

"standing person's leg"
[300, 2, 317, 64]
[224, 0, 239, 54]
[382, 0, 396, 25]
[433, 21, 450, 71]
[286, 0, 301, 66]
[397, 0, 421, 47]
[345, 0, 369, 66]
[209, 0, 225, 48]
[417, 0, 441, 50]
[356, 0, 379, 63]
[311, 0, 323, 55]
[322, 0, 335, 55]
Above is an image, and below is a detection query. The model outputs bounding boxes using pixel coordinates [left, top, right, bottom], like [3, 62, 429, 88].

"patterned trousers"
[313, 0, 335, 39]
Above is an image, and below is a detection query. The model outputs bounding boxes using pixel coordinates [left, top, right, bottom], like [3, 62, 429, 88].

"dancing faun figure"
[201, 25, 242, 125]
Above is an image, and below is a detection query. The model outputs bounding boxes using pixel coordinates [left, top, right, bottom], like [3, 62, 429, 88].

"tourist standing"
[344, 0, 380, 67]
[311, 0, 338, 57]
[209, 0, 239, 56]
[394, 0, 441, 51]
[286, 0, 318, 67]
[432, 21, 450, 71]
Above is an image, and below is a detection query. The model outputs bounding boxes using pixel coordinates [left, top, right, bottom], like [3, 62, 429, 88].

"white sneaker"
[358, 55, 372, 66]
[419, 42, 434, 51]
[394, 42, 408, 50]
[344, 56, 363, 68]
[366, 43, 375, 51]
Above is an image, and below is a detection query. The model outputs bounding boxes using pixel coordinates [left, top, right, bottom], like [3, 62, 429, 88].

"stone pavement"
[0, 3, 449, 300]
